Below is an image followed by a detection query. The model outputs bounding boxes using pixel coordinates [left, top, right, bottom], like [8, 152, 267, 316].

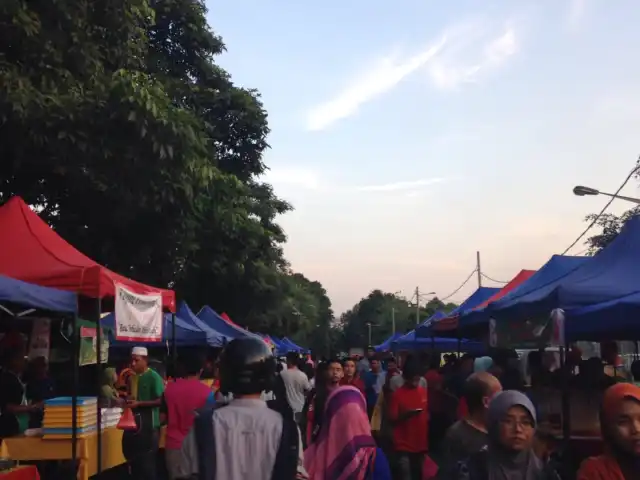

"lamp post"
[573, 185, 640, 205]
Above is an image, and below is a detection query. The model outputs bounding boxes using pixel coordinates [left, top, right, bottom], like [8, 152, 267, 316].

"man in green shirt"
[122, 346, 164, 480]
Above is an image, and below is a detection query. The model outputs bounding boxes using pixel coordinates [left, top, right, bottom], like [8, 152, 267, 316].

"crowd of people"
[2, 338, 640, 479]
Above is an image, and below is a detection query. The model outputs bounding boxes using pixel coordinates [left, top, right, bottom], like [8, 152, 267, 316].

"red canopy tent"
[0, 197, 175, 311]
[434, 269, 536, 332]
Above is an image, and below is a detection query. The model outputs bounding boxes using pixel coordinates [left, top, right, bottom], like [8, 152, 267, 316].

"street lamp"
[573, 185, 640, 205]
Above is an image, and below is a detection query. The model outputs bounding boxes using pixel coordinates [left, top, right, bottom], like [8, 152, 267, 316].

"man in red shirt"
[340, 357, 365, 393]
[388, 359, 428, 480]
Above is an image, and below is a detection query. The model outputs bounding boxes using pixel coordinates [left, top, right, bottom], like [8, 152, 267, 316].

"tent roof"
[567, 291, 640, 341]
[423, 287, 499, 334]
[0, 274, 77, 314]
[455, 270, 536, 334]
[197, 306, 261, 341]
[392, 330, 483, 352]
[176, 302, 226, 347]
[281, 337, 307, 352]
[102, 310, 209, 346]
[474, 270, 537, 310]
[374, 333, 403, 352]
[487, 255, 589, 318]
[0, 197, 175, 311]
[490, 217, 640, 321]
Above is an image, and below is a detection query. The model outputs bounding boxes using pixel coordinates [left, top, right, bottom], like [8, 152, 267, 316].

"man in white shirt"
[279, 352, 311, 422]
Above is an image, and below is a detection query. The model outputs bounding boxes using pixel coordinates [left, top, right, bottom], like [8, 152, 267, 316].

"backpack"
[194, 402, 300, 480]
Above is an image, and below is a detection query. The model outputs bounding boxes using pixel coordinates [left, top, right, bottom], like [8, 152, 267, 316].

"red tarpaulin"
[434, 269, 536, 331]
[0, 197, 175, 311]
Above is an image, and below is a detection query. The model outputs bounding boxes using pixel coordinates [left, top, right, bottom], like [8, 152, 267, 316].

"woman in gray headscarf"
[451, 390, 559, 480]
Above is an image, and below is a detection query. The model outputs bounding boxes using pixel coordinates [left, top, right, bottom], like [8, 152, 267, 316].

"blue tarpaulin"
[393, 311, 485, 351]
[374, 333, 403, 352]
[415, 287, 499, 337]
[102, 311, 210, 347]
[392, 330, 484, 352]
[567, 291, 640, 340]
[463, 255, 589, 329]
[176, 302, 226, 347]
[197, 306, 263, 341]
[281, 337, 308, 353]
[485, 219, 640, 322]
[0, 274, 77, 314]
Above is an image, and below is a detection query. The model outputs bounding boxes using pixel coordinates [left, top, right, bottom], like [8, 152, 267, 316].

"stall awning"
[0, 197, 175, 311]
[0, 274, 77, 314]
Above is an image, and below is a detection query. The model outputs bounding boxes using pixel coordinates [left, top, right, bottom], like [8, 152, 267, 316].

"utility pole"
[366, 322, 372, 345]
[415, 286, 420, 325]
[391, 307, 396, 335]
[476, 251, 482, 287]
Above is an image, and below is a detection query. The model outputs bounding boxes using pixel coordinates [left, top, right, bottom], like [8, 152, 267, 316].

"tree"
[585, 209, 640, 254]
[584, 159, 640, 254]
[0, 0, 320, 338]
[338, 291, 458, 349]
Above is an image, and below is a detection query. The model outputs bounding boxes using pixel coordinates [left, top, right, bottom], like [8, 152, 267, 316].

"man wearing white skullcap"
[121, 346, 164, 480]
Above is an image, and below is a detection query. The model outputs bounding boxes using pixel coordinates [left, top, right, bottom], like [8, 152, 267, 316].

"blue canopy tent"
[483, 221, 640, 324]
[102, 311, 210, 347]
[176, 302, 226, 347]
[459, 255, 589, 335]
[0, 274, 77, 314]
[415, 287, 499, 338]
[270, 336, 298, 356]
[281, 337, 308, 353]
[568, 290, 640, 341]
[374, 333, 403, 352]
[197, 306, 263, 341]
[392, 310, 484, 352]
[392, 330, 484, 353]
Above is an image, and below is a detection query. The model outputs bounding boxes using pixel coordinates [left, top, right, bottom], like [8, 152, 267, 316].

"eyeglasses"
[500, 418, 534, 429]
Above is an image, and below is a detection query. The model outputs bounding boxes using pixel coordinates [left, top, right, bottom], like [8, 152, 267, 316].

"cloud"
[567, 0, 586, 30]
[427, 24, 519, 90]
[264, 167, 448, 194]
[305, 37, 447, 132]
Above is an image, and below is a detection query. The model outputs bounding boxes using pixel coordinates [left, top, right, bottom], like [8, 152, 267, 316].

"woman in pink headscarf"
[304, 385, 391, 479]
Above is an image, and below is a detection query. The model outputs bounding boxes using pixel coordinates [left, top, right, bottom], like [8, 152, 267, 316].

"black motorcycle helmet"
[219, 337, 276, 395]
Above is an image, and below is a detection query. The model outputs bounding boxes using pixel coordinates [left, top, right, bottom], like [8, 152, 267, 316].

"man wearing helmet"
[194, 337, 308, 480]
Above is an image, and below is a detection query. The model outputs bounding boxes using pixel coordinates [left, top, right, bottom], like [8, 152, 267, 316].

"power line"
[440, 268, 477, 301]
[480, 272, 509, 284]
[562, 161, 640, 255]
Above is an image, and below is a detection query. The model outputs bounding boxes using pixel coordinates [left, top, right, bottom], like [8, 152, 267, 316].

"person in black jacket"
[193, 337, 307, 480]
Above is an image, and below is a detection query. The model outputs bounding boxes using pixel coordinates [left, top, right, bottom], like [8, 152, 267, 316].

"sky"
[207, 0, 640, 314]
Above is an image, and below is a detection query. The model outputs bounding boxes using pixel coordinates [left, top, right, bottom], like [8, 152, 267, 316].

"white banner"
[549, 308, 565, 347]
[114, 284, 163, 342]
[28, 318, 51, 360]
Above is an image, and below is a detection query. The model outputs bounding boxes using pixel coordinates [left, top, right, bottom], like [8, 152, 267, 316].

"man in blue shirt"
[363, 356, 386, 418]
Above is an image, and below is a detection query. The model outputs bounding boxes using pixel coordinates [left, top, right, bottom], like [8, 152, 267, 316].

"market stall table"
[0, 466, 40, 480]
[0, 428, 125, 480]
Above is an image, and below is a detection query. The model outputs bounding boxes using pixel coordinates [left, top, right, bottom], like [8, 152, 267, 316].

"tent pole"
[96, 299, 103, 476]
[71, 313, 79, 476]
[172, 313, 177, 377]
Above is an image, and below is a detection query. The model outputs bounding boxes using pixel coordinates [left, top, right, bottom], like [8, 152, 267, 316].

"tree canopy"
[584, 160, 640, 254]
[338, 291, 458, 350]
[0, 0, 332, 346]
